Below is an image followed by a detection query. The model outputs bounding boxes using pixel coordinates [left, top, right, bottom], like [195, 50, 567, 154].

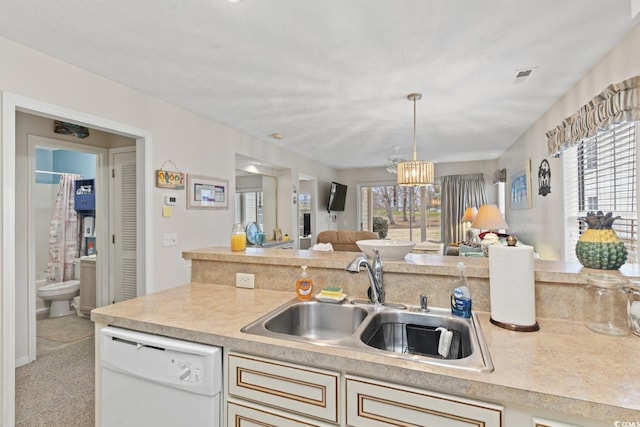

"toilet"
[37, 280, 80, 318]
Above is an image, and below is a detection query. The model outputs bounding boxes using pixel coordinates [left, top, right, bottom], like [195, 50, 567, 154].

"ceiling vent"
[514, 67, 536, 84]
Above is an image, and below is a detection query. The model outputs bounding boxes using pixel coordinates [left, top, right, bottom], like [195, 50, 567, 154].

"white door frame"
[297, 173, 317, 245]
[2, 91, 153, 426]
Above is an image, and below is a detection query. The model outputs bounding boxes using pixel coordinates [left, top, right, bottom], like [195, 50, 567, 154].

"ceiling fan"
[383, 146, 405, 174]
[360, 146, 406, 173]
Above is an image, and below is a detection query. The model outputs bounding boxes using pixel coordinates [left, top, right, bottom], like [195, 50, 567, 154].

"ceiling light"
[271, 133, 283, 140]
[396, 93, 434, 186]
[227, 0, 241, 3]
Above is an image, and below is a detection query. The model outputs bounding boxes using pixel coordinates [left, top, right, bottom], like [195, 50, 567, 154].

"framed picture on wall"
[510, 159, 532, 209]
[186, 174, 229, 209]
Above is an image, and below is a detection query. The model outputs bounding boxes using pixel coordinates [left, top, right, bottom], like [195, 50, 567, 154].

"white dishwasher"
[100, 326, 222, 427]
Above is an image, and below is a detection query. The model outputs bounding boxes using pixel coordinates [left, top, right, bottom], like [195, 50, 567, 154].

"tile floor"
[36, 313, 94, 356]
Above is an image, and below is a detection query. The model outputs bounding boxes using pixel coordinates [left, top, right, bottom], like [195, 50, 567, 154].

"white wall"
[499, 22, 640, 260]
[0, 36, 337, 295]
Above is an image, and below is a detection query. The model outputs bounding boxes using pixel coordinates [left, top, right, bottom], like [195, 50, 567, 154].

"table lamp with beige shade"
[461, 207, 479, 245]
[471, 205, 509, 256]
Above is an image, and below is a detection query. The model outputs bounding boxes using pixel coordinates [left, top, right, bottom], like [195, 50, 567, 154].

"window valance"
[546, 75, 640, 157]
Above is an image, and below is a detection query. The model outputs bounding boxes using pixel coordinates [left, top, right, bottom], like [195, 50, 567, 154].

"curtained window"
[547, 76, 640, 264]
[441, 174, 487, 248]
[547, 76, 640, 157]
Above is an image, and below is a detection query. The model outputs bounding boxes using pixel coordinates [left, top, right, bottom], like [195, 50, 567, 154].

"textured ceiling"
[1, 1, 639, 169]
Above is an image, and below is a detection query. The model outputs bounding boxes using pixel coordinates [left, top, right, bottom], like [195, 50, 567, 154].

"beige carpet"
[16, 336, 95, 427]
[37, 315, 93, 343]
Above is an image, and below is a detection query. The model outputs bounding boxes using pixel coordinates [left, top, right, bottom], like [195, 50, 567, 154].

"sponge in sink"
[320, 287, 343, 298]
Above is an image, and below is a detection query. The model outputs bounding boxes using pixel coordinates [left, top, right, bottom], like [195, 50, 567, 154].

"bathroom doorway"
[21, 122, 136, 366]
[26, 135, 99, 363]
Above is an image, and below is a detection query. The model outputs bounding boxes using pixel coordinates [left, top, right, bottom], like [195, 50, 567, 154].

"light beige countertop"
[183, 246, 640, 284]
[92, 282, 640, 423]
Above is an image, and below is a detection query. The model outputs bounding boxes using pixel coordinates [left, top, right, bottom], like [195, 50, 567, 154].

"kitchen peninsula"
[92, 247, 640, 426]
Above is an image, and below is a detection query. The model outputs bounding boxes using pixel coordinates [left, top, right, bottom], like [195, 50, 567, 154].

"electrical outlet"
[236, 273, 255, 289]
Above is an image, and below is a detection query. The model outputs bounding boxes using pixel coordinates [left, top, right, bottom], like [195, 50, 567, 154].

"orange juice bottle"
[296, 266, 313, 301]
[231, 223, 246, 251]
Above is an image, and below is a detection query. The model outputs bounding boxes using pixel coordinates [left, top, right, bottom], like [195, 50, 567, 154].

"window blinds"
[563, 121, 638, 263]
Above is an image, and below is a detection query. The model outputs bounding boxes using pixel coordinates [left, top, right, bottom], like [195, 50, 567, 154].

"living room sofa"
[316, 230, 378, 252]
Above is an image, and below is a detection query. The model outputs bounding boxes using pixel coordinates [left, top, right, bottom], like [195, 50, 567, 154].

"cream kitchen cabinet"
[227, 352, 340, 425]
[504, 407, 611, 427]
[227, 399, 336, 427]
[227, 352, 505, 427]
[345, 375, 503, 427]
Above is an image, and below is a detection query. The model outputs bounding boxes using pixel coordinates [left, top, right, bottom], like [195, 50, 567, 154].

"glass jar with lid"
[625, 280, 640, 336]
[584, 274, 628, 336]
[230, 223, 246, 251]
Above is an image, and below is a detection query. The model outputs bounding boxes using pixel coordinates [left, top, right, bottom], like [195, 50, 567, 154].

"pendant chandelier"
[396, 93, 434, 186]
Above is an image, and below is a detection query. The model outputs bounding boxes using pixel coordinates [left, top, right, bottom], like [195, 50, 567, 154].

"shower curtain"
[46, 174, 83, 284]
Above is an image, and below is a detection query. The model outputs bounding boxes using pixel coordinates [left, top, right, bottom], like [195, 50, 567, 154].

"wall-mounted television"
[327, 181, 347, 212]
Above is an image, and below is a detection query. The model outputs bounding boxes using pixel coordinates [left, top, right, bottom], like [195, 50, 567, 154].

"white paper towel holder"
[490, 318, 539, 332]
[489, 242, 540, 332]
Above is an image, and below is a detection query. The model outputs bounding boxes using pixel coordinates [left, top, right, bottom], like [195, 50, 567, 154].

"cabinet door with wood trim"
[228, 352, 340, 424]
[346, 375, 503, 427]
[227, 399, 336, 427]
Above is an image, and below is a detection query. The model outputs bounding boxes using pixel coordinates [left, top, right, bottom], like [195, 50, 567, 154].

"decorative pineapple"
[575, 211, 628, 270]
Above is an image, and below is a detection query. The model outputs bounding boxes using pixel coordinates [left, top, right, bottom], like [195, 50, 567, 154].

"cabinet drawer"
[346, 375, 503, 427]
[227, 399, 336, 427]
[532, 418, 580, 427]
[228, 353, 339, 423]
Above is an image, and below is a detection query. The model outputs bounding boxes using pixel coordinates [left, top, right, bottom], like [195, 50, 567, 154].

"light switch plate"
[163, 233, 177, 247]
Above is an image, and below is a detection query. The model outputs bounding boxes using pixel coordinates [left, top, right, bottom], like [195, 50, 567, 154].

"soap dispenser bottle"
[451, 261, 472, 318]
[296, 266, 314, 301]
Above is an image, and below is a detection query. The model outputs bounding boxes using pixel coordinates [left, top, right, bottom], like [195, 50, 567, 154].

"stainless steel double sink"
[241, 299, 493, 373]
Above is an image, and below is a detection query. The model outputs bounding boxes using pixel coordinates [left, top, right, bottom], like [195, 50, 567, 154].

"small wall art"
[156, 169, 185, 189]
[537, 159, 551, 196]
[187, 174, 229, 209]
[510, 159, 532, 209]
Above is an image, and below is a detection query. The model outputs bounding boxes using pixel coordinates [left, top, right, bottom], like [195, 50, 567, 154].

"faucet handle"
[420, 294, 428, 312]
[372, 248, 382, 265]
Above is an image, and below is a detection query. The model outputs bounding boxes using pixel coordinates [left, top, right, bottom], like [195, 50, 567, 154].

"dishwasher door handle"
[111, 336, 166, 352]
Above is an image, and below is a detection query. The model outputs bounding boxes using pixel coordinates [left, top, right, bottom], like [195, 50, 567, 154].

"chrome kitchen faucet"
[346, 249, 384, 306]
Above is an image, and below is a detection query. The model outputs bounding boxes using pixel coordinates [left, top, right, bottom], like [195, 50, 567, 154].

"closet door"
[112, 150, 137, 302]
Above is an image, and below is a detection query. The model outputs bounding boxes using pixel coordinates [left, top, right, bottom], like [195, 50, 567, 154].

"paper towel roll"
[488, 245, 539, 331]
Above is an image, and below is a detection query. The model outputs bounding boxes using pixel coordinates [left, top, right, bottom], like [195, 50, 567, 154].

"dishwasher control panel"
[100, 326, 222, 396]
[170, 355, 203, 383]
